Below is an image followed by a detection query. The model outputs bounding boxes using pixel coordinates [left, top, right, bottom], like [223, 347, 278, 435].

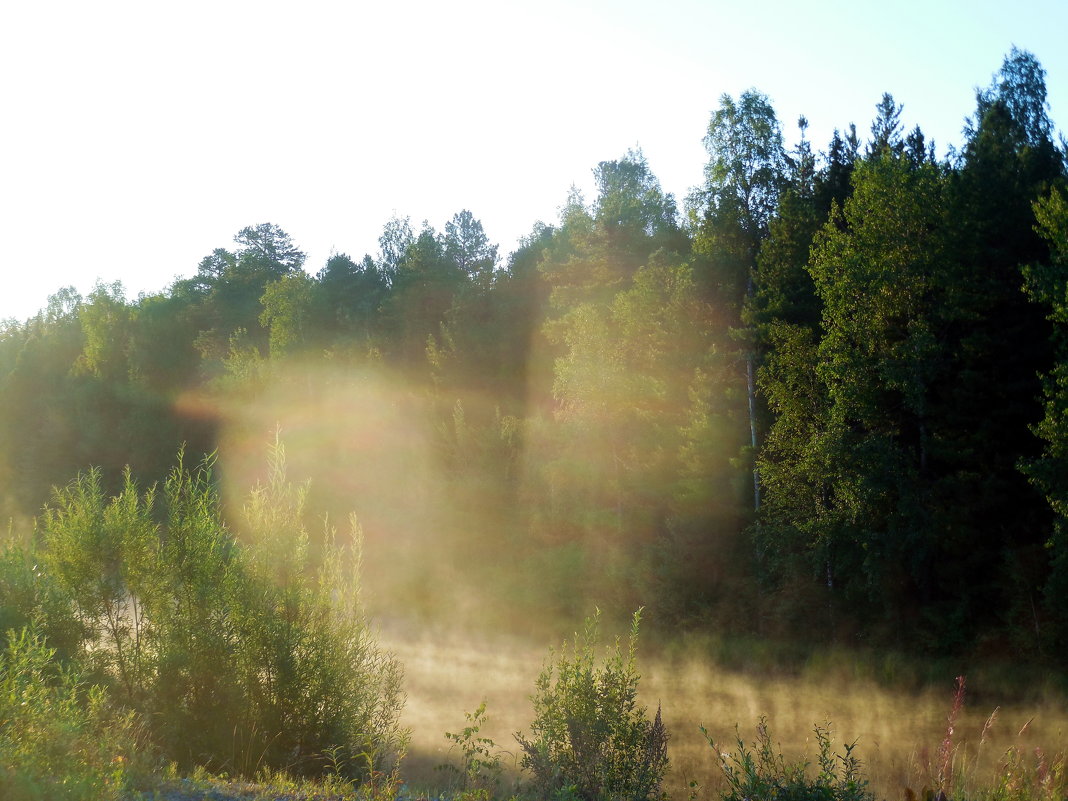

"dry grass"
[380, 619, 1068, 801]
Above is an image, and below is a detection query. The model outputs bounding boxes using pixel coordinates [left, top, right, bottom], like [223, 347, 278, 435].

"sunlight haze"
[3, 2, 1068, 796]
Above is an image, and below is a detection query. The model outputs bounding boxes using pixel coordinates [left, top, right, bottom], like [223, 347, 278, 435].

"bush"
[42, 464, 178, 699]
[515, 608, 668, 801]
[34, 440, 407, 780]
[0, 627, 145, 801]
[39, 456, 245, 765]
[231, 439, 407, 778]
[147, 452, 248, 767]
[704, 717, 872, 801]
[0, 531, 84, 665]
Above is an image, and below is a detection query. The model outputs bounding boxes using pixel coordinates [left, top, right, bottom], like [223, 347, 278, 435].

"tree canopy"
[1, 48, 1066, 663]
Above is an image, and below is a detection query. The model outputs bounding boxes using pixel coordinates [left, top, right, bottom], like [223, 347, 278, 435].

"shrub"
[37, 465, 160, 698]
[39, 456, 245, 765]
[232, 438, 408, 779]
[515, 608, 668, 801]
[0, 531, 84, 664]
[33, 440, 407, 781]
[0, 627, 146, 801]
[149, 452, 249, 767]
[704, 717, 872, 801]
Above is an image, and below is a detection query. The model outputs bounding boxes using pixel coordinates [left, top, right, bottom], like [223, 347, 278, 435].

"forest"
[1, 47, 1067, 801]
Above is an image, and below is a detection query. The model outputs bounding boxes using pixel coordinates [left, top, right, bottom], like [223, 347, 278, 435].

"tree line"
[1, 47, 1066, 662]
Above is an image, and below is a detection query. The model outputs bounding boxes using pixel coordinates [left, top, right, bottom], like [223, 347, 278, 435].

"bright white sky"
[1, 0, 1066, 322]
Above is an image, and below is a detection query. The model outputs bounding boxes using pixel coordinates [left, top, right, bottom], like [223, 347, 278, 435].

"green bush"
[0, 627, 144, 801]
[40, 465, 166, 702]
[0, 532, 85, 664]
[147, 452, 249, 767]
[38, 456, 244, 765]
[231, 439, 407, 778]
[33, 440, 407, 780]
[704, 717, 872, 801]
[515, 608, 668, 801]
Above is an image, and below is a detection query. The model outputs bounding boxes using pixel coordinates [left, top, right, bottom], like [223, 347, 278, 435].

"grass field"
[383, 620, 1068, 801]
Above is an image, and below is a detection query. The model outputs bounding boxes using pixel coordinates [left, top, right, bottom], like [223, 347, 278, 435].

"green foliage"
[0, 531, 84, 663]
[805, 152, 948, 609]
[445, 209, 500, 290]
[515, 609, 668, 801]
[219, 326, 269, 388]
[74, 281, 132, 382]
[440, 702, 508, 794]
[234, 438, 408, 778]
[696, 89, 786, 247]
[704, 718, 872, 801]
[30, 441, 407, 781]
[2, 47, 1067, 665]
[148, 452, 246, 765]
[40, 465, 159, 698]
[260, 270, 317, 358]
[540, 150, 681, 314]
[1022, 186, 1068, 650]
[0, 627, 146, 801]
[381, 222, 466, 366]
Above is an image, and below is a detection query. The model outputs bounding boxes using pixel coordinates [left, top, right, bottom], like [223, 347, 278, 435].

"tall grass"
[904, 676, 1067, 801]
[386, 620, 1068, 801]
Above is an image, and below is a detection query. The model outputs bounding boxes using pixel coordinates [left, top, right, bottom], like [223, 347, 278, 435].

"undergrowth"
[515, 608, 669, 801]
[0, 627, 149, 801]
[703, 717, 872, 801]
[2, 445, 1066, 801]
[906, 676, 1067, 801]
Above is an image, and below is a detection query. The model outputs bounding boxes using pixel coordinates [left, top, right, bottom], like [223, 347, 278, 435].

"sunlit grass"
[383, 618, 1068, 801]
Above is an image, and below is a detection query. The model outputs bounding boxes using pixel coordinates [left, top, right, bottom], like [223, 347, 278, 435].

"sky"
[1, 0, 1066, 322]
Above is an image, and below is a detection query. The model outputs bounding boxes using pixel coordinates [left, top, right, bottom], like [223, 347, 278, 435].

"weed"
[908, 676, 1068, 801]
[704, 716, 873, 801]
[439, 702, 509, 794]
[354, 728, 410, 801]
[937, 676, 967, 792]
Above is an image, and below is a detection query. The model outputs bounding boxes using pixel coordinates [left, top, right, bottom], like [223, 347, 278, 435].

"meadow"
[2, 460, 1066, 801]
[387, 619, 1068, 801]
